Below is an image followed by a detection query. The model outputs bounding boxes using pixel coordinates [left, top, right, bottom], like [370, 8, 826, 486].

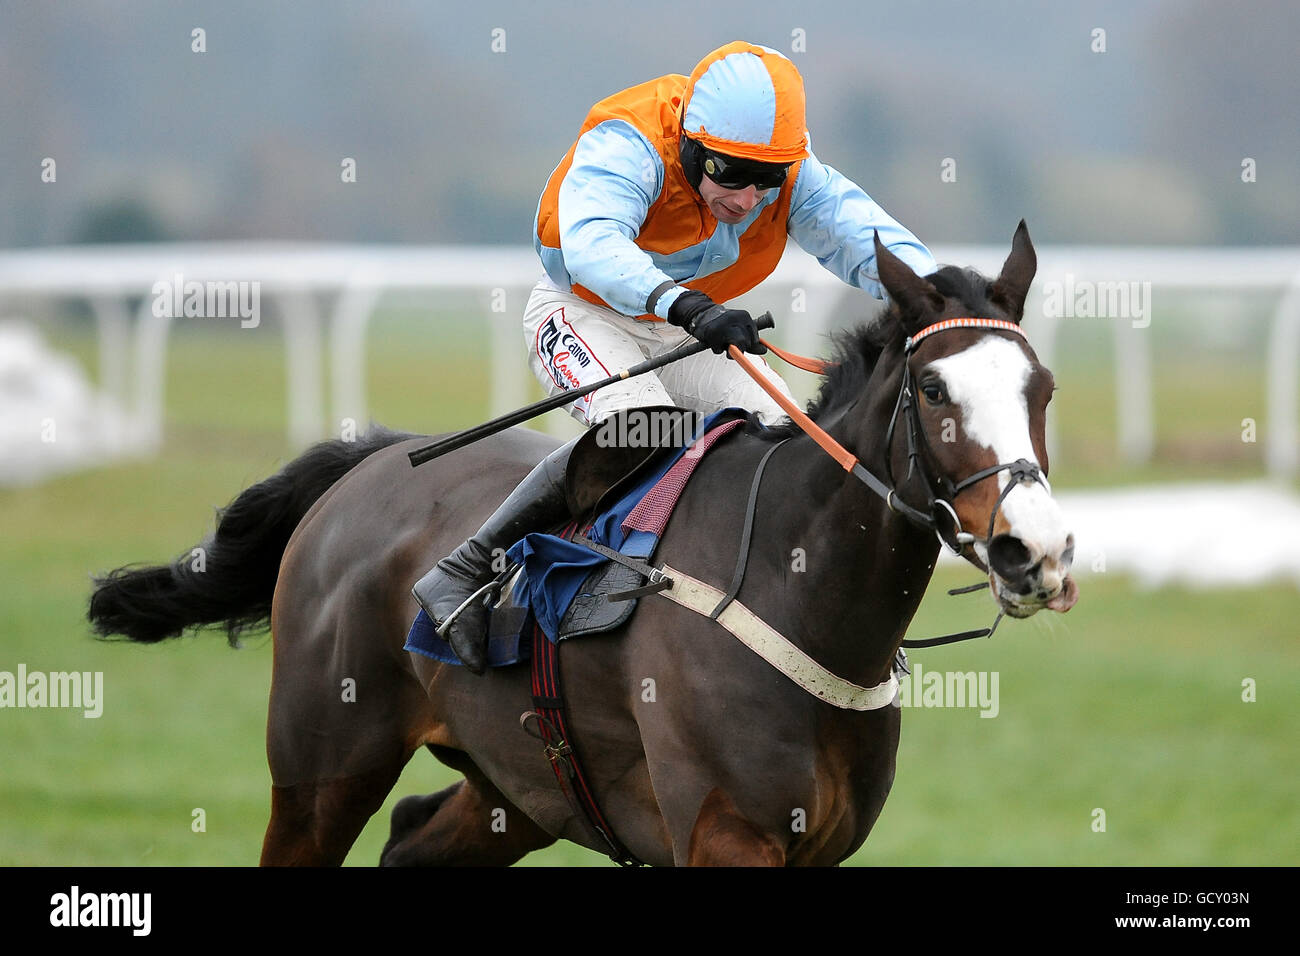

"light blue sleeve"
[557, 120, 687, 318]
[786, 150, 938, 299]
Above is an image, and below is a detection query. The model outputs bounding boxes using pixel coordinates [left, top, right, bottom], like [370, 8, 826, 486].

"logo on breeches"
[537, 310, 597, 390]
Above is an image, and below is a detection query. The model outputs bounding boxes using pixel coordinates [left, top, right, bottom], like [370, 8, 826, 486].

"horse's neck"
[764, 441, 938, 688]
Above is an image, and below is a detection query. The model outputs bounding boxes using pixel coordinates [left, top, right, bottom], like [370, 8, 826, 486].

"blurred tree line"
[1, 0, 1294, 248]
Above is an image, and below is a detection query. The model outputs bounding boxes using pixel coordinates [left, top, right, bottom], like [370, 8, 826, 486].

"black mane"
[747, 264, 998, 441]
[927, 265, 999, 317]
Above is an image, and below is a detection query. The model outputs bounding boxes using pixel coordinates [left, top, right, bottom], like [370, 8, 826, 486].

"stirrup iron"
[434, 577, 505, 640]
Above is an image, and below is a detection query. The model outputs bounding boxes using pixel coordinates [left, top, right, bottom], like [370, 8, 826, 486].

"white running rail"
[0, 242, 1296, 475]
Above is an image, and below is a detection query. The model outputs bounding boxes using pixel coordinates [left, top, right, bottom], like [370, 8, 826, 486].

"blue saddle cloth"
[404, 409, 747, 667]
[405, 603, 532, 668]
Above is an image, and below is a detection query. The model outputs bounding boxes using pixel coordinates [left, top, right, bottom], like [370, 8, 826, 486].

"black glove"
[667, 290, 767, 355]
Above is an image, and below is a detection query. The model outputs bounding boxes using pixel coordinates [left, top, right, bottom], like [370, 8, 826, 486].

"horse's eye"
[921, 383, 946, 405]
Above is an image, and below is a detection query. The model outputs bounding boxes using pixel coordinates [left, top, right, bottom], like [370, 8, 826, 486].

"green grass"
[1, 312, 1295, 866]
[858, 573, 1297, 865]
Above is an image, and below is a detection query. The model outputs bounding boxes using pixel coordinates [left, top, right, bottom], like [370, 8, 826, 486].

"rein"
[735, 317, 1051, 646]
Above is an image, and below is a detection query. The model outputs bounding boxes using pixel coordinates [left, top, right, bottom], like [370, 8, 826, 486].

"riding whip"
[407, 312, 775, 467]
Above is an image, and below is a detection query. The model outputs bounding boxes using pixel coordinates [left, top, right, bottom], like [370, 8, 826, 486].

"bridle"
[730, 315, 1054, 647]
[881, 317, 1050, 570]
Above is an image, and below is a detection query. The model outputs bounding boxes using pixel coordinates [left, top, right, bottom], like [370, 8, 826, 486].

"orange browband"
[905, 317, 1025, 352]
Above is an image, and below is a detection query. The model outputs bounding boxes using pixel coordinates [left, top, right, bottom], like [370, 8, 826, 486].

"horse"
[88, 223, 1077, 866]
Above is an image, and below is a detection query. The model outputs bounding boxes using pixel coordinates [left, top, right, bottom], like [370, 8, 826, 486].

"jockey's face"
[696, 175, 767, 224]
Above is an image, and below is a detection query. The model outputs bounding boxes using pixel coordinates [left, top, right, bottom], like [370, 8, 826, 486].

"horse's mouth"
[993, 574, 1079, 618]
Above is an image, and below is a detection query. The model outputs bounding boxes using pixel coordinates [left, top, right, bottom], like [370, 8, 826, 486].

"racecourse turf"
[0, 307, 1294, 865]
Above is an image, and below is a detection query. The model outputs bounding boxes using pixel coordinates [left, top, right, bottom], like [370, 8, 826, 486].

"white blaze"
[926, 338, 1071, 567]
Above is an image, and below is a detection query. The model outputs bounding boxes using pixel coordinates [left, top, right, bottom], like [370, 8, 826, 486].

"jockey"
[414, 40, 937, 673]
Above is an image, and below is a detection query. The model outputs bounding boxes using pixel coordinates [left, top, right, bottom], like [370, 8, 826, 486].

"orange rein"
[731, 342, 856, 472]
[737, 317, 1028, 474]
[758, 339, 833, 375]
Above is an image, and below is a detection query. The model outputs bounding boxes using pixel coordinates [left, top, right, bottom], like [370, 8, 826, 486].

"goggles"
[700, 149, 790, 191]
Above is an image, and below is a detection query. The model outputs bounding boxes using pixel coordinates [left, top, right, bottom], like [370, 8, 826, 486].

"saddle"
[404, 407, 752, 667]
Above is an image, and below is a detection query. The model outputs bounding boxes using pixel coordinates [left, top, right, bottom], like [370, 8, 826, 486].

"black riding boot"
[412, 436, 579, 674]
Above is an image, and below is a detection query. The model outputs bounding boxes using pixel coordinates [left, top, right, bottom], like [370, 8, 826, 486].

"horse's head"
[870, 222, 1078, 619]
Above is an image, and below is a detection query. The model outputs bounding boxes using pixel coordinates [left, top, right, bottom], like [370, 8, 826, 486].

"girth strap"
[525, 620, 645, 866]
[571, 534, 672, 600]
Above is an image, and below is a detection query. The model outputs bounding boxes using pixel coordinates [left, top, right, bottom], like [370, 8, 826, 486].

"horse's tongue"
[1046, 575, 1079, 612]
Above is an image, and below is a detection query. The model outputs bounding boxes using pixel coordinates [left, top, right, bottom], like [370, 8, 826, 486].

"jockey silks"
[533, 41, 937, 320]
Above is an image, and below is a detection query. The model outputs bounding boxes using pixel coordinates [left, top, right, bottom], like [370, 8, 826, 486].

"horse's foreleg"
[379, 761, 556, 866]
[686, 788, 787, 867]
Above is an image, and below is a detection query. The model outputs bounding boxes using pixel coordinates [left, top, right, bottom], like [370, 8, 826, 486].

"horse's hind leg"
[379, 753, 556, 866]
[261, 757, 409, 866]
[258, 594, 436, 865]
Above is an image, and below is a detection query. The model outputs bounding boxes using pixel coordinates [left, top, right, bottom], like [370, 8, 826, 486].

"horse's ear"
[990, 219, 1037, 322]
[874, 231, 944, 330]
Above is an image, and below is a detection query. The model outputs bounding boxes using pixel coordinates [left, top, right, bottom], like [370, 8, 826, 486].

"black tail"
[88, 427, 417, 645]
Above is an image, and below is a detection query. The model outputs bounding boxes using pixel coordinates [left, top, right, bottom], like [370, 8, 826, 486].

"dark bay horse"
[89, 224, 1077, 866]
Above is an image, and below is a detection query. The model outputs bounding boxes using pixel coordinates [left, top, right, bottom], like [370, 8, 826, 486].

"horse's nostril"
[988, 534, 1031, 569]
[988, 534, 1034, 591]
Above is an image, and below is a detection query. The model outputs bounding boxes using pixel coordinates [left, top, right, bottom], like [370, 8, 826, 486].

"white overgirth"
[655, 564, 899, 711]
